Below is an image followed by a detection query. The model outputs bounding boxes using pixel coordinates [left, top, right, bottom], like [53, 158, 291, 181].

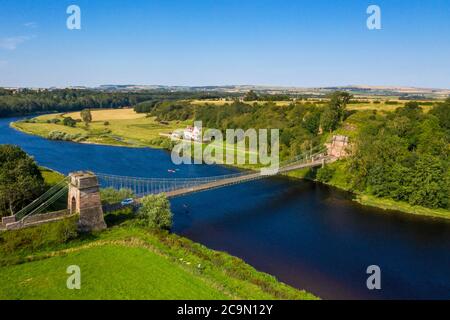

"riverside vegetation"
[11, 92, 450, 219]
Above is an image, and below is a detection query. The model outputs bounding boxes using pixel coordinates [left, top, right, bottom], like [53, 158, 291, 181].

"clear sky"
[1, 0, 449, 88]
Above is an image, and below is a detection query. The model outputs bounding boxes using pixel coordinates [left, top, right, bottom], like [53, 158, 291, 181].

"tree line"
[0, 89, 230, 118]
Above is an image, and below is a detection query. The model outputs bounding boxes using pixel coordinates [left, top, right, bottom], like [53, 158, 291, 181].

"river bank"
[11, 114, 450, 221]
[3, 114, 450, 299]
[0, 217, 317, 300]
[2, 123, 318, 300]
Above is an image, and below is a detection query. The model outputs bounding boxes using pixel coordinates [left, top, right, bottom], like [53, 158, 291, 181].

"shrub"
[47, 131, 86, 142]
[149, 137, 176, 149]
[104, 121, 110, 126]
[100, 188, 134, 205]
[316, 165, 335, 183]
[47, 131, 66, 140]
[63, 117, 76, 127]
[136, 194, 172, 230]
[104, 207, 134, 226]
[46, 118, 60, 124]
[0, 216, 78, 255]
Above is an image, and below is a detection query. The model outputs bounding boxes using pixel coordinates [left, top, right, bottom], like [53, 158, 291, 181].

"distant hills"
[91, 84, 450, 99]
[3, 84, 450, 99]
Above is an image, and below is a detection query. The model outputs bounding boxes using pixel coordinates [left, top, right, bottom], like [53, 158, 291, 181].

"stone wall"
[2, 210, 71, 231]
[326, 135, 350, 158]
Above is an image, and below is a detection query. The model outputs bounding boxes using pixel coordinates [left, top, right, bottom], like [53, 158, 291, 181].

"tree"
[136, 194, 173, 230]
[409, 154, 448, 209]
[430, 101, 450, 139]
[243, 90, 259, 101]
[63, 117, 76, 127]
[0, 145, 44, 217]
[320, 91, 353, 132]
[316, 165, 335, 183]
[80, 109, 92, 127]
[302, 110, 321, 134]
[328, 91, 352, 121]
[320, 106, 340, 132]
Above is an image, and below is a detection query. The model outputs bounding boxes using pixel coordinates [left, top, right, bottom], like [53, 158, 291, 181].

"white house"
[183, 126, 202, 142]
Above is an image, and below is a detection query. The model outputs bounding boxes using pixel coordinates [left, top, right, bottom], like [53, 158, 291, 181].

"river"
[1, 116, 449, 299]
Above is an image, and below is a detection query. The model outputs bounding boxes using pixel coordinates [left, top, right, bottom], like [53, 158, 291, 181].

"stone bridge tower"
[68, 171, 106, 232]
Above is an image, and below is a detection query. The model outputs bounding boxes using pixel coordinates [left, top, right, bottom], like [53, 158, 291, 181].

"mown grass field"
[0, 245, 228, 300]
[0, 221, 317, 300]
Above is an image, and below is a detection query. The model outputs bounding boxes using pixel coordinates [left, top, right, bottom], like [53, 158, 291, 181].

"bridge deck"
[164, 157, 332, 198]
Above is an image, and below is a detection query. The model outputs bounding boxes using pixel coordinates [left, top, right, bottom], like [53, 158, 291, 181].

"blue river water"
[1, 116, 449, 299]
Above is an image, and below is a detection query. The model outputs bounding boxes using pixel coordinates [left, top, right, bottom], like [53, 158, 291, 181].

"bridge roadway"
[162, 156, 334, 199]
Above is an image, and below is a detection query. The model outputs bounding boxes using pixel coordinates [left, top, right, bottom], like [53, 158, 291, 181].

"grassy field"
[0, 245, 229, 300]
[40, 166, 65, 186]
[0, 222, 317, 300]
[12, 108, 188, 148]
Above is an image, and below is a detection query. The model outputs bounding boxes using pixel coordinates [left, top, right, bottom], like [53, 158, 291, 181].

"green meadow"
[0, 217, 317, 300]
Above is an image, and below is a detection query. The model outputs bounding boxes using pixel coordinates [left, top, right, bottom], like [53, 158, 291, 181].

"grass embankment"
[0, 216, 317, 300]
[355, 195, 450, 220]
[40, 166, 65, 186]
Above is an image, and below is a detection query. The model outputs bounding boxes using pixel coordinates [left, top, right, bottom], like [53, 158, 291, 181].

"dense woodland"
[0, 88, 227, 117]
[346, 100, 450, 209]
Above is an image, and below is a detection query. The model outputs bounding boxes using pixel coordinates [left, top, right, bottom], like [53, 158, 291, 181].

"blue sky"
[0, 0, 449, 88]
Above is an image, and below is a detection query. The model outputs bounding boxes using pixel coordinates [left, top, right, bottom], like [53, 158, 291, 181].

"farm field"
[12, 108, 189, 148]
[189, 99, 436, 112]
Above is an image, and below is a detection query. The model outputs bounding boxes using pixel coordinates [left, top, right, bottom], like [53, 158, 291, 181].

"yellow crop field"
[65, 108, 147, 121]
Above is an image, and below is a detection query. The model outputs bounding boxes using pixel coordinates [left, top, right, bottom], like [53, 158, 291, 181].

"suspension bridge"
[1, 146, 336, 231]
